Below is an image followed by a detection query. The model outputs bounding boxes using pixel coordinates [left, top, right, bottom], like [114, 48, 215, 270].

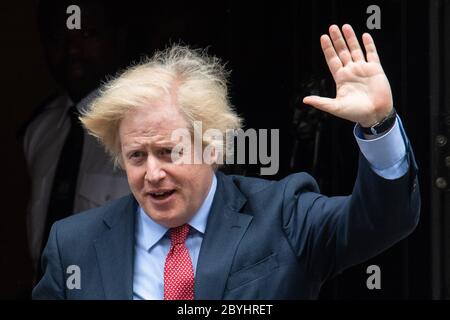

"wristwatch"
[360, 108, 397, 135]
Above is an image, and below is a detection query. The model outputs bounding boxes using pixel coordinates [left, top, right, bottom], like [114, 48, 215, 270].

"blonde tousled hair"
[80, 45, 243, 167]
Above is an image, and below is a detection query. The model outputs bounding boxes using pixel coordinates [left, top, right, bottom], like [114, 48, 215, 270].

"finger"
[320, 34, 342, 75]
[342, 24, 365, 62]
[329, 24, 352, 65]
[362, 33, 380, 63]
[303, 96, 338, 115]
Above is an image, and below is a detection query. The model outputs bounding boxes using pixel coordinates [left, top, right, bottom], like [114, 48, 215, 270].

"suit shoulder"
[281, 172, 321, 195]
[225, 172, 320, 197]
[54, 195, 133, 237]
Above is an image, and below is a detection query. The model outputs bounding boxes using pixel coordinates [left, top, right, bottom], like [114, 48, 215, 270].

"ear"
[209, 147, 219, 163]
[202, 143, 221, 165]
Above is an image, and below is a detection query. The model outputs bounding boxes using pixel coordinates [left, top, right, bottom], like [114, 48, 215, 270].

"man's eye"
[130, 151, 145, 159]
[160, 148, 172, 156]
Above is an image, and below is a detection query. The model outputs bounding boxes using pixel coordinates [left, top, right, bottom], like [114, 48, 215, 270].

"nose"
[144, 155, 167, 184]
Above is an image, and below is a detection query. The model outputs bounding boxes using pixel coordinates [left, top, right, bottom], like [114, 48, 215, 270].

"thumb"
[303, 95, 337, 114]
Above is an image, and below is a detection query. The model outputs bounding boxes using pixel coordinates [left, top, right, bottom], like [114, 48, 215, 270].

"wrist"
[359, 108, 397, 136]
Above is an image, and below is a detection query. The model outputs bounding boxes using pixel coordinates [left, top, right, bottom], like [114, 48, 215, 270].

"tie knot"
[170, 224, 190, 245]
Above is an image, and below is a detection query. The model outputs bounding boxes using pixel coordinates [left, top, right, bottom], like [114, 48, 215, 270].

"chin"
[148, 210, 185, 228]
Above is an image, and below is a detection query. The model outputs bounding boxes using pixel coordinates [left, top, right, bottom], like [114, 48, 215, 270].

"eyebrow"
[122, 139, 177, 151]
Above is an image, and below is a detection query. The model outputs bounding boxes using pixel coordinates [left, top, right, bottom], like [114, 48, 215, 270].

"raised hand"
[303, 24, 393, 128]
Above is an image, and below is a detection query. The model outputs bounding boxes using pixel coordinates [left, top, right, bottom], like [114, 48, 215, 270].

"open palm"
[303, 24, 393, 128]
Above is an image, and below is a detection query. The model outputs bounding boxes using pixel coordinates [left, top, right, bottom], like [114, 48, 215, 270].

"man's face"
[119, 97, 214, 228]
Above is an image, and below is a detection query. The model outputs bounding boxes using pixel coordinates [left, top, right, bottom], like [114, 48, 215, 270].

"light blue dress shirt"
[133, 116, 409, 299]
[133, 175, 217, 300]
[355, 116, 409, 179]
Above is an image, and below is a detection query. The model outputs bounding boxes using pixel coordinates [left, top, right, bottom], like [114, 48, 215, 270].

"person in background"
[23, 0, 133, 280]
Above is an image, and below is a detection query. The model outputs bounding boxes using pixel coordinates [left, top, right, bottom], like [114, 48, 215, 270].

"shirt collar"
[136, 174, 217, 251]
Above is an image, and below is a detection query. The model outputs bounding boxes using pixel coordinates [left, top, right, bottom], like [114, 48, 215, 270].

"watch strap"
[360, 108, 397, 135]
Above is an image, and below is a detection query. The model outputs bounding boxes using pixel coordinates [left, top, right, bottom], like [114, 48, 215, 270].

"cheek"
[183, 166, 212, 197]
[125, 166, 145, 189]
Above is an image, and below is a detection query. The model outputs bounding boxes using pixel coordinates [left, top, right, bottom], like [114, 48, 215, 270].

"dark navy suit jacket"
[33, 146, 420, 299]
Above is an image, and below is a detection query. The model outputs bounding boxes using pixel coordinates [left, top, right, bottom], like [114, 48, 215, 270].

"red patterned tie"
[164, 224, 195, 300]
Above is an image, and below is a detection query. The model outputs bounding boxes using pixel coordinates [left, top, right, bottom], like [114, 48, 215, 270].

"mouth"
[147, 189, 176, 202]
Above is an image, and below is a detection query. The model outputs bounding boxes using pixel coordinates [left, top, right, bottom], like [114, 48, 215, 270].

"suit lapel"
[94, 195, 137, 300]
[195, 172, 253, 299]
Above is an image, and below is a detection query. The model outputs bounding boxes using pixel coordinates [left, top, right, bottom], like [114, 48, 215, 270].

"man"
[24, 0, 130, 278]
[33, 25, 420, 299]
